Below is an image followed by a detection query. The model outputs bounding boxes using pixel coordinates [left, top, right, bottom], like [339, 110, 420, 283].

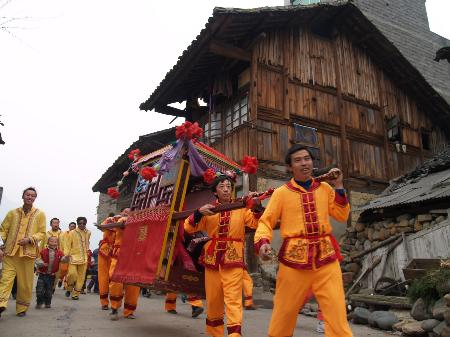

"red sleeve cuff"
[334, 192, 349, 207]
[254, 238, 270, 255]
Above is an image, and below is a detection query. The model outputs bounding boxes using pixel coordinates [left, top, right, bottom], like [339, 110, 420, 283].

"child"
[35, 236, 65, 308]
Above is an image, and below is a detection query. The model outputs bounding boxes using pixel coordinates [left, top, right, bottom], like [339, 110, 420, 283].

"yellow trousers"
[109, 257, 140, 317]
[165, 292, 203, 311]
[0, 254, 35, 314]
[66, 263, 88, 298]
[205, 266, 243, 337]
[98, 253, 111, 307]
[243, 270, 253, 307]
[268, 261, 353, 337]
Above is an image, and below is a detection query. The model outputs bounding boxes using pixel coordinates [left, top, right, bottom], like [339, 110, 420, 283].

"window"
[225, 94, 248, 134]
[204, 112, 222, 145]
[421, 131, 431, 151]
[291, 0, 320, 5]
[387, 116, 401, 143]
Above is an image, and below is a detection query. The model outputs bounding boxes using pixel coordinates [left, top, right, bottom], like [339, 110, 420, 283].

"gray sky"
[1, 0, 449, 249]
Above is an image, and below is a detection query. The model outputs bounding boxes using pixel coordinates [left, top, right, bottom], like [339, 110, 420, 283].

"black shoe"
[17, 312, 26, 317]
[71, 296, 79, 300]
[57, 280, 63, 288]
[65, 291, 71, 298]
[191, 306, 204, 318]
[45, 304, 51, 308]
[35, 303, 43, 309]
[167, 309, 177, 314]
[110, 308, 119, 321]
[0, 306, 5, 317]
[101, 305, 109, 310]
[181, 294, 187, 303]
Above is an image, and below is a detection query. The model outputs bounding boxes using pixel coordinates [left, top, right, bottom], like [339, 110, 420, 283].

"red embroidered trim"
[187, 296, 200, 301]
[227, 325, 242, 334]
[244, 296, 253, 300]
[109, 295, 124, 301]
[254, 238, 270, 255]
[334, 192, 349, 207]
[206, 318, 224, 327]
[99, 293, 108, 299]
[124, 303, 137, 310]
[165, 299, 176, 304]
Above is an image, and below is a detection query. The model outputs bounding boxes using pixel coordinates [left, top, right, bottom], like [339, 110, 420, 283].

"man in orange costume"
[255, 144, 353, 337]
[108, 208, 140, 320]
[185, 172, 262, 337]
[165, 292, 203, 317]
[97, 215, 116, 310]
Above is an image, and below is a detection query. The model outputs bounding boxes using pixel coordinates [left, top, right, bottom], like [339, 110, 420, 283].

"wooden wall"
[250, 26, 449, 183]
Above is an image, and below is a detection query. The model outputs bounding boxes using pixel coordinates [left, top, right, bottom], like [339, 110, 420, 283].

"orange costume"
[109, 223, 140, 318]
[185, 205, 260, 337]
[242, 269, 253, 308]
[255, 179, 353, 337]
[98, 218, 116, 309]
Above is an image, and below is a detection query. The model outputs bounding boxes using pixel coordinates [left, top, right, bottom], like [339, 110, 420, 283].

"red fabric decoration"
[241, 155, 258, 174]
[203, 168, 216, 184]
[140, 166, 157, 181]
[128, 149, 141, 161]
[176, 121, 203, 140]
[107, 187, 120, 199]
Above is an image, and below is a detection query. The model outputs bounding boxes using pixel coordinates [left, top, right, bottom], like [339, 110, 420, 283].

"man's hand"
[327, 168, 344, 189]
[61, 256, 70, 263]
[18, 238, 32, 246]
[199, 204, 216, 216]
[259, 243, 273, 261]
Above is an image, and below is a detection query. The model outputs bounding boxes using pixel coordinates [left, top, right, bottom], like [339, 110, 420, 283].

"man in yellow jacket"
[63, 216, 91, 300]
[255, 144, 353, 337]
[185, 173, 262, 337]
[0, 187, 46, 317]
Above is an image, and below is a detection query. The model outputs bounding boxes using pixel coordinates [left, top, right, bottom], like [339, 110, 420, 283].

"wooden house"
[139, 3, 450, 219]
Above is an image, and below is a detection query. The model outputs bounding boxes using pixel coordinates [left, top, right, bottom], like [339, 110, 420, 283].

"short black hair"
[50, 218, 60, 225]
[285, 144, 315, 165]
[68, 222, 76, 226]
[76, 216, 87, 224]
[108, 212, 115, 217]
[22, 187, 37, 198]
[211, 175, 234, 193]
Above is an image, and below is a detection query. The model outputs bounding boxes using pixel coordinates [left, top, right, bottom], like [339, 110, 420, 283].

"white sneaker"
[316, 320, 325, 334]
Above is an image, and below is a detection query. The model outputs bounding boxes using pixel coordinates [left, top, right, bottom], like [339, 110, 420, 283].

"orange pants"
[268, 261, 353, 337]
[98, 253, 111, 307]
[109, 258, 140, 317]
[165, 292, 203, 311]
[243, 270, 253, 307]
[205, 266, 243, 337]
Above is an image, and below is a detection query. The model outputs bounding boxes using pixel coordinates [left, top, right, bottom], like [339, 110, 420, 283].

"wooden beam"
[154, 105, 185, 117]
[209, 39, 251, 62]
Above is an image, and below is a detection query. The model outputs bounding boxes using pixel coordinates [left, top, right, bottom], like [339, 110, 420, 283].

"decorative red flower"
[140, 166, 157, 181]
[176, 121, 203, 140]
[128, 149, 141, 161]
[107, 187, 120, 199]
[203, 168, 217, 184]
[242, 155, 258, 174]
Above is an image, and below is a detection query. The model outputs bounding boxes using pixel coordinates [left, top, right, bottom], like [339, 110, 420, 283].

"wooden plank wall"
[251, 27, 448, 182]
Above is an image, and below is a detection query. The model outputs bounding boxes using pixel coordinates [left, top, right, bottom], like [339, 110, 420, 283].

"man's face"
[77, 219, 87, 230]
[48, 237, 58, 249]
[288, 149, 314, 182]
[120, 208, 130, 216]
[69, 223, 76, 231]
[51, 219, 60, 231]
[215, 179, 232, 203]
[22, 190, 37, 206]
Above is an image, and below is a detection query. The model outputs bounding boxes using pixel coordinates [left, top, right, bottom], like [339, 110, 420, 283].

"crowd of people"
[0, 144, 353, 337]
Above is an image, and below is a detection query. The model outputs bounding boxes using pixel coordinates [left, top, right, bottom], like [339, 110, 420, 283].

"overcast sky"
[0, 0, 449, 248]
